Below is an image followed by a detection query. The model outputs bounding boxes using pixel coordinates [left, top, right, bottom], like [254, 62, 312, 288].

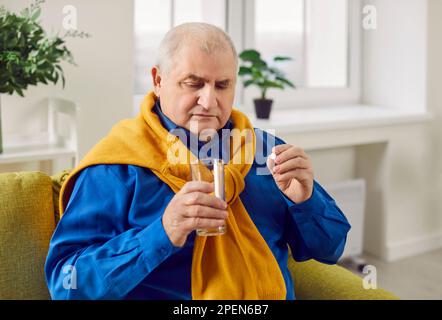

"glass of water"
[189, 158, 227, 236]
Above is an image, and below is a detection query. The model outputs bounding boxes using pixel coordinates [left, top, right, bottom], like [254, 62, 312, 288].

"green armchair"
[0, 171, 397, 300]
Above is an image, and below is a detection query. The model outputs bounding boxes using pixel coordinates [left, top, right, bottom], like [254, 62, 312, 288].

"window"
[303, 0, 349, 88]
[134, 0, 171, 95]
[134, 0, 226, 95]
[253, 0, 349, 89]
[134, 0, 360, 110]
[173, 0, 226, 28]
[241, 0, 359, 108]
[254, 0, 305, 88]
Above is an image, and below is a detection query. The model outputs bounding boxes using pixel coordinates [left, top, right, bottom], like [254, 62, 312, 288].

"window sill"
[243, 105, 433, 134]
[0, 133, 76, 164]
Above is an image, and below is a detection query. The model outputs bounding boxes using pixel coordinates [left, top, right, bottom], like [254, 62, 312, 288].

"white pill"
[267, 153, 276, 172]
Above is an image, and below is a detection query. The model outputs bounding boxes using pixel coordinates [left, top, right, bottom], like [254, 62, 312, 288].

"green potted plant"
[238, 49, 295, 119]
[0, 0, 89, 154]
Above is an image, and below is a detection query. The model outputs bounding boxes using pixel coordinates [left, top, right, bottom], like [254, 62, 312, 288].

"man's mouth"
[192, 114, 216, 118]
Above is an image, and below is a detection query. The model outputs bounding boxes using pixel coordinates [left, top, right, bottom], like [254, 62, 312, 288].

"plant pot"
[253, 98, 273, 119]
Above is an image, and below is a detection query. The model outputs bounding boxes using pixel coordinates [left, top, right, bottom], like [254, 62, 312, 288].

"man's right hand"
[162, 181, 228, 247]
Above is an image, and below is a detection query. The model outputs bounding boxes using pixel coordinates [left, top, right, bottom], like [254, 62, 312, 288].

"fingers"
[183, 204, 228, 220]
[273, 157, 310, 175]
[274, 168, 312, 184]
[183, 191, 228, 210]
[273, 145, 308, 163]
[272, 144, 292, 155]
[164, 181, 229, 247]
[180, 181, 213, 194]
[177, 182, 229, 231]
[270, 145, 312, 179]
[182, 217, 226, 233]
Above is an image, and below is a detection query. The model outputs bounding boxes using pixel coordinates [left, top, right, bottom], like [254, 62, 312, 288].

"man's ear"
[151, 66, 162, 97]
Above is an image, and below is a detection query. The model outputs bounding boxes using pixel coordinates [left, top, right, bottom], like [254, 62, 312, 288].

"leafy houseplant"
[238, 49, 295, 119]
[0, 0, 89, 154]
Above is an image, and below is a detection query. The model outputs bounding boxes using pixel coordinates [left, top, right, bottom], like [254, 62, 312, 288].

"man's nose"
[198, 85, 218, 110]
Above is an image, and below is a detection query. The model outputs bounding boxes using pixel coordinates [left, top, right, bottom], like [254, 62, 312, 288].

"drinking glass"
[189, 158, 226, 236]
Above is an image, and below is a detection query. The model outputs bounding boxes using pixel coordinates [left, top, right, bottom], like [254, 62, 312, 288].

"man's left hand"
[267, 144, 314, 204]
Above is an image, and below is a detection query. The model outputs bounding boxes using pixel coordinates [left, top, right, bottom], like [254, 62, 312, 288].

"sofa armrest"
[288, 258, 399, 300]
[51, 169, 71, 224]
[0, 171, 55, 299]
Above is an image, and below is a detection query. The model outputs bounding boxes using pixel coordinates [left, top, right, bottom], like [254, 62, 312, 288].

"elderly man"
[45, 22, 351, 300]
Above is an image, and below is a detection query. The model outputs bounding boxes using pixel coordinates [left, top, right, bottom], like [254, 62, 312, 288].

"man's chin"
[189, 120, 221, 134]
[190, 127, 221, 142]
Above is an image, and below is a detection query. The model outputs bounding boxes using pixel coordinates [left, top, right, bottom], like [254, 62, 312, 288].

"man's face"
[152, 42, 237, 137]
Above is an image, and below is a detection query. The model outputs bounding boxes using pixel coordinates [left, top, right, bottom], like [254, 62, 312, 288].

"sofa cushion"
[0, 172, 55, 299]
[287, 258, 398, 300]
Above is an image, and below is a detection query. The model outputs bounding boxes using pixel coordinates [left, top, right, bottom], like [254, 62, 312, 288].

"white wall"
[279, 0, 442, 261]
[361, 0, 428, 112]
[0, 0, 134, 169]
[360, 0, 442, 259]
[427, 0, 442, 252]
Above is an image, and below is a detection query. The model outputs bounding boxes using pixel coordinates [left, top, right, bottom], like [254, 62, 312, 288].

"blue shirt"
[45, 101, 351, 300]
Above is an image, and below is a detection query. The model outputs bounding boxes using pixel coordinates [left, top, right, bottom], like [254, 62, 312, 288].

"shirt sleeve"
[44, 165, 181, 300]
[283, 180, 351, 264]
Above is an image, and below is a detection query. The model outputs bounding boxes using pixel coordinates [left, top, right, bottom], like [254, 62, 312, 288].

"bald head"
[156, 22, 238, 75]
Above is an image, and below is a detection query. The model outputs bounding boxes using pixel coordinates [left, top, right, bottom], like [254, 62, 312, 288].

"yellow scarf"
[59, 92, 286, 299]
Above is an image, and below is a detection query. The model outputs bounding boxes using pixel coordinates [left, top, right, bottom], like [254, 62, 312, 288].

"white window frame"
[227, 0, 362, 110]
[133, 0, 361, 112]
[133, 0, 230, 114]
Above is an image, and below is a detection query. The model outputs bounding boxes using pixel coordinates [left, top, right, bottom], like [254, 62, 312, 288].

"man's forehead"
[169, 45, 237, 79]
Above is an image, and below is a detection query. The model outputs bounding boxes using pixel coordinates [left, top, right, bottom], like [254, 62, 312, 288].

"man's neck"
[153, 99, 232, 161]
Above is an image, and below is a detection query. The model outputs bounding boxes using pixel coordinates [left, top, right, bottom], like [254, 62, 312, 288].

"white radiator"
[323, 179, 366, 259]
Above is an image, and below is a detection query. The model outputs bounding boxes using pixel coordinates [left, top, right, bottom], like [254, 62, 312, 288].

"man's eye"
[184, 82, 203, 88]
[216, 82, 229, 90]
